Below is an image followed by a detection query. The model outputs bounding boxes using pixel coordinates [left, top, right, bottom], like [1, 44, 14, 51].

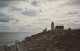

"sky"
[0, 0, 80, 32]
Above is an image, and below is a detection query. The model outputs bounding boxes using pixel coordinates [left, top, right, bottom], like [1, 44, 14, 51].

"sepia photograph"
[0, 0, 80, 51]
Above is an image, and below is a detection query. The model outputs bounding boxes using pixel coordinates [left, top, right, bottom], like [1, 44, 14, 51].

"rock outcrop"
[0, 29, 80, 51]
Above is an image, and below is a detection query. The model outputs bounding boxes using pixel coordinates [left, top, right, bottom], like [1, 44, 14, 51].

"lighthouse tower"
[51, 21, 54, 30]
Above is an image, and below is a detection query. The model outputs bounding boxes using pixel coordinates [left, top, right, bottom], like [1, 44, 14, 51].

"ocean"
[0, 32, 34, 46]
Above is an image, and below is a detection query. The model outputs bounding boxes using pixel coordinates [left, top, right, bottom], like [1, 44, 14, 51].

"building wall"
[55, 26, 64, 30]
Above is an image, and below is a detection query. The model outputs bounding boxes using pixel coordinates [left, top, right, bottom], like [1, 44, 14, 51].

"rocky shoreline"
[0, 29, 80, 51]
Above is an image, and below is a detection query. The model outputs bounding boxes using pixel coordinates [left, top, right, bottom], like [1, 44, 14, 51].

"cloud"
[67, 11, 80, 15]
[0, 0, 80, 32]
[0, 1, 9, 8]
[70, 0, 80, 5]
[35, 19, 50, 21]
[21, 10, 37, 16]
[10, 7, 22, 11]
[31, 1, 38, 6]
[0, 1, 14, 8]
[0, 12, 11, 22]
[30, 0, 58, 6]
[7, 6, 22, 14]
[62, 0, 80, 6]
[0, 17, 13, 23]
[47, 0, 57, 2]
[0, 1, 20, 8]
[0, 12, 18, 23]
[21, 8, 41, 16]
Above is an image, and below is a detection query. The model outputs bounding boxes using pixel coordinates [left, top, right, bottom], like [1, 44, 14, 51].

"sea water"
[0, 32, 34, 46]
